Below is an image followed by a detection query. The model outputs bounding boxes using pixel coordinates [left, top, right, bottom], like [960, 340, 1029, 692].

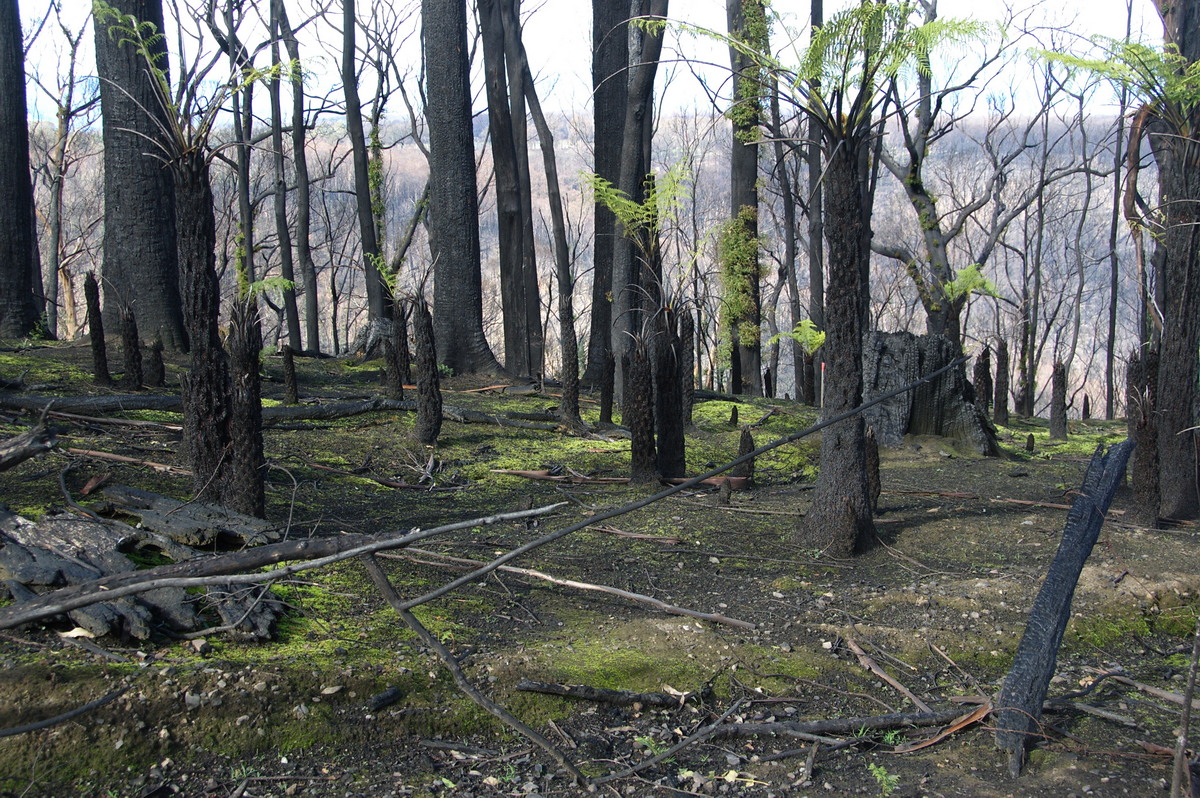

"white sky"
[22, 0, 1163, 120]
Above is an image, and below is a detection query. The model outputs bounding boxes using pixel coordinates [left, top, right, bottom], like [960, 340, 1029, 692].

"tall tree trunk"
[277, 2, 321, 353]
[0, 0, 39, 338]
[344, 0, 386, 329]
[583, 0, 631, 386]
[93, 0, 186, 351]
[725, 0, 766, 396]
[806, 0, 825, 404]
[269, 0, 302, 352]
[227, 298, 266, 518]
[423, 0, 502, 374]
[800, 137, 874, 558]
[611, 0, 668, 403]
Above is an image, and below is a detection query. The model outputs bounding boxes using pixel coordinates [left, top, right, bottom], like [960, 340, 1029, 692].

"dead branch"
[64, 447, 191, 475]
[989, 497, 1125, 515]
[384, 547, 752, 628]
[709, 707, 966, 740]
[514, 679, 690, 707]
[845, 637, 933, 713]
[0, 414, 56, 472]
[587, 525, 681, 544]
[0, 683, 131, 738]
[361, 554, 587, 786]
[0, 502, 565, 631]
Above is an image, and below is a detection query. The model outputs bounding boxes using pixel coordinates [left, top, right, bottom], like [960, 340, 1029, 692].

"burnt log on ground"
[101, 484, 281, 548]
[994, 439, 1134, 777]
[0, 419, 56, 472]
[862, 331, 999, 456]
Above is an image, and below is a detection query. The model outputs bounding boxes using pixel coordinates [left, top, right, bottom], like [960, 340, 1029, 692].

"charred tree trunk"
[412, 299, 442, 446]
[732, 427, 755, 481]
[1126, 347, 1159, 524]
[384, 311, 406, 401]
[145, 337, 165, 388]
[599, 350, 615, 425]
[654, 311, 685, 479]
[1049, 360, 1068, 441]
[176, 150, 232, 503]
[281, 345, 298, 405]
[85, 272, 111, 386]
[680, 309, 695, 428]
[624, 341, 657, 485]
[227, 299, 266, 518]
[994, 338, 1010, 425]
[973, 346, 992, 419]
[119, 308, 143, 391]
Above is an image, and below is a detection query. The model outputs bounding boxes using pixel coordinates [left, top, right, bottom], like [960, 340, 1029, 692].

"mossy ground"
[1, 341, 1197, 796]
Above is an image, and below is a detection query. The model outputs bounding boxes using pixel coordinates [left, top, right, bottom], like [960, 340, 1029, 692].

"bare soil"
[1, 341, 1197, 798]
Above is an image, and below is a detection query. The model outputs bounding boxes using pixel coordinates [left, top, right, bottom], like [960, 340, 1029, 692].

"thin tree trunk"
[269, 0, 301, 352]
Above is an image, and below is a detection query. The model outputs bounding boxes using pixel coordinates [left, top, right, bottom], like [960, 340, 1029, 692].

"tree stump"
[862, 331, 999, 456]
[85, 272, 111, 387]
[145, 336, 166, 388]
[974, 345, 992, 418]
[994, 338, 1010, 425]
[1049, 360, 1067, 441]
[654, 311, 685, 480]
[412, 299, 442, 446]
[1126, 347, 1159, 524]
[623, 341, 657, 485]
[119, 308, 143, 391]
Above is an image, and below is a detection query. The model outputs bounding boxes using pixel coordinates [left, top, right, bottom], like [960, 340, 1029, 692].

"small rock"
[188, 639, 211, 655]
[1008, 468, 1030, 478]
[320, 685, 343, 696]
[184, 692, 202, 709]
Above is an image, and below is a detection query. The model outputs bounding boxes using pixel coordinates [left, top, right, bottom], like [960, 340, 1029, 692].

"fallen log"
[994, 439, 1134, 777]
[102, 484, 281, 547]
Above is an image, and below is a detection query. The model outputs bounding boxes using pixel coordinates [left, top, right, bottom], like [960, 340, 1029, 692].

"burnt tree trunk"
[281, 345, 298, 404]
[973, 345, 992, 418]
[412, 299, 442, 445]
[145, 337, 165, 388]
[599, 349, 614, 425]
[994, 338, 1010, 426]
[624, 341, 657, 485]
[227, 299, 266, 518]
[1049, 360, 1068, 441]
[119, 308, 143, 391]
[384, 312, 406, 401]
[862, 331, 999, 456]
[680, 309, 695, 428]
[654, 311, 685, 480]
[1126, 347, 1159, 524]
[995, 440, 1134, 777]
[85, 272, 111, 386]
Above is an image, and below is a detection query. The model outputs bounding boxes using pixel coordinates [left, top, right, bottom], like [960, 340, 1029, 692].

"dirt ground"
[1, 341, 1198, 798]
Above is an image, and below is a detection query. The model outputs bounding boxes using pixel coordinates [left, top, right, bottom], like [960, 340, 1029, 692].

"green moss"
[1068, 612, 1151, 649]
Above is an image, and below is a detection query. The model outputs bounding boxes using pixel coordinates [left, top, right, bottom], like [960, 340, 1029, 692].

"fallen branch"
[0, 683, 131, 738]
[384, 547, 752, 629]
[1093, 671, 1200, 711]
[514, 679, 690, 707]
[892, 702, 991, 753]
[989, 497, 1125, 516]
[588, 525, 681, 544]
[64, 447, 191, 476]
[0, 411, 56, 472]
[709, 708, 966, 740]
[845, 637, 933, 713]
[361, 554, 587, 786]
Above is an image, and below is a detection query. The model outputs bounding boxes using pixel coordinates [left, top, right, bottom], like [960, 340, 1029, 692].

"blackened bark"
[281, 345, 298, 405]
[680, 309, 695, 428]
[624, 342, 657, 484]
[0, 0, 39, 338]
[119, 308, 143, 391]
[599, 350, 615, 425]
[412, 299, 442, 445]
[973, 346, 992, 418]
[268, 0, 301, 352]
[384, 311, 406, 401]
[227, 299, 265, 518]
[94, 0, 186, 351]
[865, 426, 880, 514]
[176, 150, 232, 503]
[85, 272, 112, 386]
[424, 0, 502, 375]
[802, 352, 817, 406]
[1126, 347, 1159, 524]
[145, 337, 165, 388]
[654, 312, 685, 479]
[801, 142, 874, 557]
[1049, 360, 1067, 441]
[732, 427, 755, 481]
[994, 338, 1010, 425]
[583, 0, 631, 386]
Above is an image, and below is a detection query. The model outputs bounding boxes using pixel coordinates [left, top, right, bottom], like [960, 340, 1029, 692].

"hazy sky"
[23, 0, 1163, 120]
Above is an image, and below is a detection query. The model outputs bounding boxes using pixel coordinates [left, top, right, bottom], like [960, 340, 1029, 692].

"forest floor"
[0, 340, 1197, 798]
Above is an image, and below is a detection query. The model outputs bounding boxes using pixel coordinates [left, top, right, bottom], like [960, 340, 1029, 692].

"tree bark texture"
[412, 299, 442, 445]
[863, 331, 1000, 457]
[654, 311, 685, 479]
[993, 337, 1010, 425]
[85, 272, 112, 386]
[1049, 360, 1068, 441]
[0, 0, 39, 338]
[423, 0, 502, 375]
[583, 0, 631, 386]
[175, 150, 232, 504]
[800, 141, 874, 558]
[119, 308, 143, 391]
[680, 309, 695, 427]
[973, 346, 992, 418]
[146, 337, 165, 388]
[227, 299, 266, 518]
[93, 0, 186, 351]
[624, 342, 657, 484]
[1126, 347, 1160, 524]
